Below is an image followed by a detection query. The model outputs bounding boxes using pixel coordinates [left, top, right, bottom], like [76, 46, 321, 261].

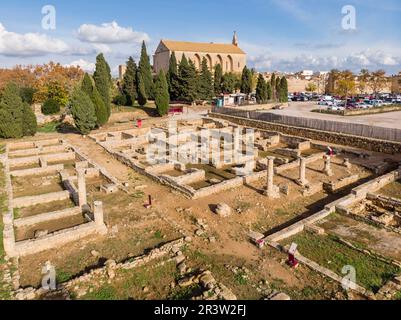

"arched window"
[205, 54, 213, 70]
[227, 55, 234, 72]
[194, 54, 201, 70]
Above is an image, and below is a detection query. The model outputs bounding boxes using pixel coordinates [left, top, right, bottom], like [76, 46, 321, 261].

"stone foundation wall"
[14, 207, 82, 228]
[14, 222, 104, 257]
[10, 165, 64, 177]
[12, 191, 71, 209]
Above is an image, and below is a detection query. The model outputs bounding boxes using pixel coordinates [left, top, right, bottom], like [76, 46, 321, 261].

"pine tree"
[22, 103, 37, 136]
[276, 76, 281, 100]
[70, 88, 97, 135]
[122, 57, 137, 106]
[270, 73, 276, 101]
[81, 73, 108, 126]
[93, 53, 112, 119]
[279, 77, 289, 102]
[198, 57, 214, 100]
[154, 70, 170, 116]
[137, 73, 148, 107]
[0, 83, 24, 138]
[167, 52, 180, 101]
[255, 74, 267, 104]
[138, 41, 154, 99]
[214, 63, 223, 96]
[178, 54, 198, 103]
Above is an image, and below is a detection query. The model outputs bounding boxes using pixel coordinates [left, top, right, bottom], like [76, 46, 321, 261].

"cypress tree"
[93, 53, 112, 119]
[221, 73, 236, 94]
[137, 73, 148, 107]
[0, 83, 24, 138]
[81, 73, 108, 126]
[255, 74, 267, 104]
[138, 41, 154, 99]
[167, 52, 180, 101]
[240, 66, 252, 95]
[154, 70, 170, 116]
[266, 82, 272, 101]
[178, 54, 197, 103]
[198, 57, 214, 100]
[279, 77, 289, 102]
[276, 76, 281, 100]
[70, 88, 97, 135]
[214, 63, 223, 96]
[22, 103, 37, 136]
[122, 57, 137, 106]
[270, 73, 276, 101]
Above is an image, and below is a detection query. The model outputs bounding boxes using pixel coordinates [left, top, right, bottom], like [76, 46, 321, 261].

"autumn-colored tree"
[358, 69, 370, 94]
[305, 83, 318, 93]
[370, 70, 388, 95]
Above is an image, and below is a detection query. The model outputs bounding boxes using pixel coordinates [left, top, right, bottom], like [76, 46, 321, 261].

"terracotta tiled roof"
[161, 40, 246, 55]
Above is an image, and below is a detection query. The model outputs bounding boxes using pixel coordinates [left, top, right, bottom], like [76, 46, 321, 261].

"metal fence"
[211, 106, 401, 142]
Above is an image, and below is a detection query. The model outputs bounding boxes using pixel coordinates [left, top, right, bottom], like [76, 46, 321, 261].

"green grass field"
[283, 233, 400, 292]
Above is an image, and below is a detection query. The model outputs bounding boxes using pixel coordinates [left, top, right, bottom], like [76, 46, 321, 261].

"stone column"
[323, 155, 333, 176]
[77, 169, 87, 207]
[297, 157, 309, 187]
[93, 201, 107, 234]
[265, 157, 280, 198]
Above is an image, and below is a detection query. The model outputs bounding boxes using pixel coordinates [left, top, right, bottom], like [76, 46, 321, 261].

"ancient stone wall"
[210, 113, 401, 154]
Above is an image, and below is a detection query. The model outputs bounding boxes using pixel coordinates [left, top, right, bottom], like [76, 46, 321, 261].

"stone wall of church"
[154, 50, 246, 74]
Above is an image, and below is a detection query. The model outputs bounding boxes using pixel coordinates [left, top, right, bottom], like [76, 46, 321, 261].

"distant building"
[118, 65, 127, 80]
[153, 32, 246, 74]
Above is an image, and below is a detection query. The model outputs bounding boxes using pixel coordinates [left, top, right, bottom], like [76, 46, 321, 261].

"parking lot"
[269, 102, 401, 130]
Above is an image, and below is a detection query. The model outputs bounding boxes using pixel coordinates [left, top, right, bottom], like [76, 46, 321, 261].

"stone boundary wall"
[209, 113, 401, 154]
[324, 174, 360, 193]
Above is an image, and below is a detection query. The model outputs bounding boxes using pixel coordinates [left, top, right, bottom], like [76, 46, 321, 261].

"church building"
[153, 32, 246, 74]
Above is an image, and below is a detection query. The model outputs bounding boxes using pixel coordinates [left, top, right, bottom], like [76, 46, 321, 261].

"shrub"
[113, 94, 127, 106]
[41, 98, 60, 115]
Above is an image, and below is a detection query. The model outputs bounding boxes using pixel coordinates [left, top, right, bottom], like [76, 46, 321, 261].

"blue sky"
[0, 0, 400, 75]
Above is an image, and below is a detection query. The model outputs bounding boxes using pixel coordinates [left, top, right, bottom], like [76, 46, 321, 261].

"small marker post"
[144, 195, 152, 209]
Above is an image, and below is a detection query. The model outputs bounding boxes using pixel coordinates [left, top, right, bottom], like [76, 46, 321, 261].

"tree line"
[327, 69, 389, 97]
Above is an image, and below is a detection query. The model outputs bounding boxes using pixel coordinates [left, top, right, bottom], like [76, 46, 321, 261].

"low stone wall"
[192, 177, 243, 199]
[12, 191, 71, 209]
[14, 207, 82, 228]
[14, 222, 104, 257]
[209, 113, 401, 154]
[324, 174, 360, 193]
[172, 169, 205, 185]
[8, 145, 67, 158]
[10, 164, 64, 177]
[352, 169, 400, 198]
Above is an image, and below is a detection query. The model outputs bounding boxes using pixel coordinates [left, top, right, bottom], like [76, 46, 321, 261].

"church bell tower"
[232, 31, 238, 46]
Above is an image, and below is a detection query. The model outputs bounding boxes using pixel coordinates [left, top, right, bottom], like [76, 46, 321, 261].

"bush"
[113, 94, 127, 106]
[41, 98, 60, 115]
[22, 103, 37, 136]
[70, 88, 97, 135]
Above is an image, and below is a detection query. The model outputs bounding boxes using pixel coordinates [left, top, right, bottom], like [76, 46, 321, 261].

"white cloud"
[0, 23, 70, 57]
[64, 59, 95, 72]
[77, 21, 150, 44]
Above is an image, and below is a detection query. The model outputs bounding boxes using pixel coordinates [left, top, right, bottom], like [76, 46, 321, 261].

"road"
[266, 102, 401, 130]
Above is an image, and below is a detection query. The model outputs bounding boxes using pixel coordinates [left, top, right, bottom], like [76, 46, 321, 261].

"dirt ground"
[7, 113, 401, 300]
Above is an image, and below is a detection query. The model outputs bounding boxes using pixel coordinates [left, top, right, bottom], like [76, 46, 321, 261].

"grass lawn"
[37, 121, 60, 133]
[283, 233, 400, 293]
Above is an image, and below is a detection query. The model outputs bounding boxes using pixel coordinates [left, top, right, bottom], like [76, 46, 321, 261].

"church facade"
[153, 32, 246, 75]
